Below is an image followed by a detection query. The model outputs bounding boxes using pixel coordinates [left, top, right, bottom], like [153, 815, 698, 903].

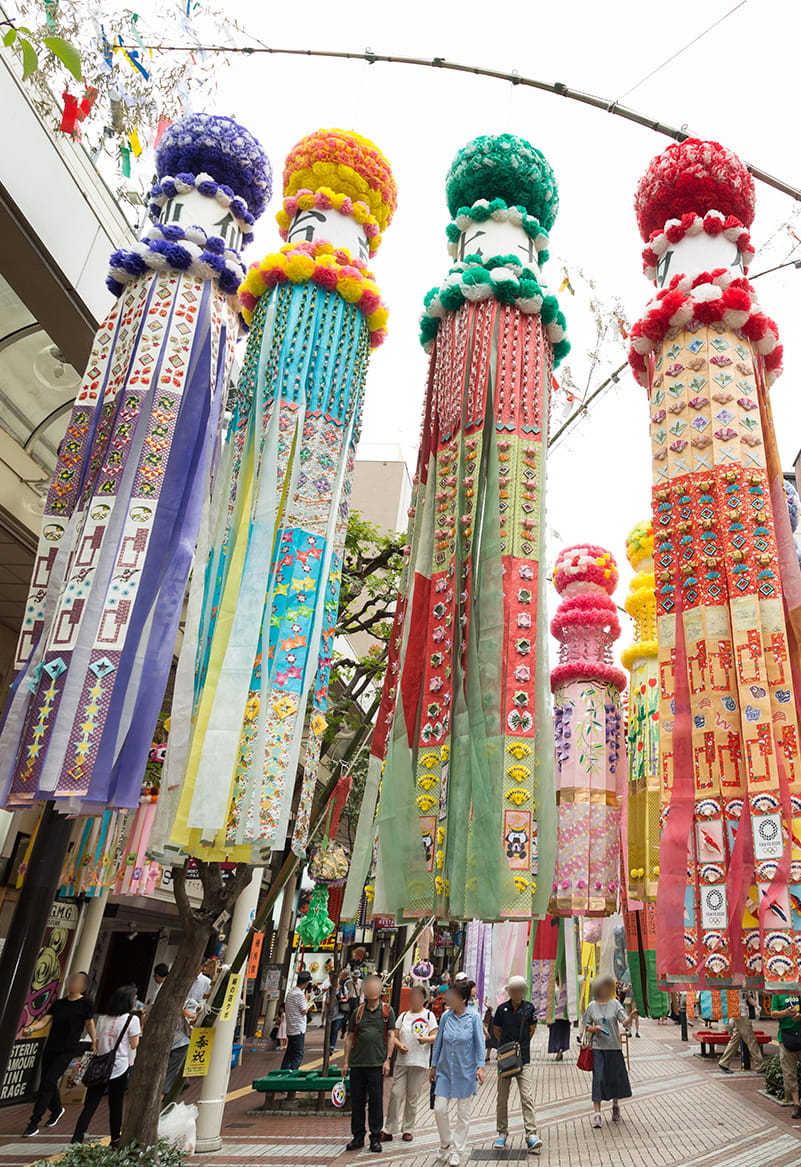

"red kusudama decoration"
[634, 139, 756, 241]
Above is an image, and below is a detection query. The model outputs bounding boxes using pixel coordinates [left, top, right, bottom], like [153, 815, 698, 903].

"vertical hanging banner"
[0, 900, 79, 1106]
[218, 972, 243, 1022]
[183, 1027, 215, 1077]
[246, 933, 264, 980]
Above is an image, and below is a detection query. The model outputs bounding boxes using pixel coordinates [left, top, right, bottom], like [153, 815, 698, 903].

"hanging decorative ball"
[634, 139, 755, 240]
[445, 133, 559, 229]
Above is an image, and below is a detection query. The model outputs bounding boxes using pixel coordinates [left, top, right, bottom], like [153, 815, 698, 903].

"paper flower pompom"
[445, 134, 558, 231]
[283, 128, 397, 232]
[553, 544, 619, 596]
[155, 113, 272, 220]
[625, 519, 654, 569]
[635, 139, 755, 241]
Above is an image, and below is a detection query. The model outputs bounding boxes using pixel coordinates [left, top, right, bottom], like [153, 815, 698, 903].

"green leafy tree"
[320, 512, 404, 841]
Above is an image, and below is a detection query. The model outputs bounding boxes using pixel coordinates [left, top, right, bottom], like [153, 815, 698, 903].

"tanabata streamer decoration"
[622, 521, 661, 902]
[632, 139, 801, 988]
[549, 546, 626, 917]
[156, 130, 395, 862]
[60, 732, 168, 897]
[622, 905, 669, 1018]
[0, 114, 270, 814]
[345, 134, 567, 922]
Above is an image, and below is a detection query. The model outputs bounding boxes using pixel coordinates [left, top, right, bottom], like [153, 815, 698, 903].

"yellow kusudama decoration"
[281, 128, 398, 234]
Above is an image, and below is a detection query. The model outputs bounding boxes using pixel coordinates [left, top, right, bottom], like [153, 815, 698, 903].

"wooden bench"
[694, 1028, 772, 1069]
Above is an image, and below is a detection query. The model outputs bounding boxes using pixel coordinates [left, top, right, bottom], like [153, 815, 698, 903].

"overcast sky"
[208, 0, 801, 609]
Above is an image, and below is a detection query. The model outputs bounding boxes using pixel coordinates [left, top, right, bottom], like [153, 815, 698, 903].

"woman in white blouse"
[72, 984, 141, 1147]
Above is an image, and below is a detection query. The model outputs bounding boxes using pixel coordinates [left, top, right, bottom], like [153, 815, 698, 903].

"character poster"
[0, 900, 79, 1106]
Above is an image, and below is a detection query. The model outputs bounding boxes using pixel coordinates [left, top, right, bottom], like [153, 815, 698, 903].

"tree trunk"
[122, 861, 253, 1147]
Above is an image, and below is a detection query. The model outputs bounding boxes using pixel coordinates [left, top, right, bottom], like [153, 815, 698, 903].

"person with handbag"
[770, 991, 801, 1116]
[429, 981, 485, 1167]
[381, 984, 438, 1144]
[581, 974, 637, 1129]
[491, 975, 541, 1155]
[21, 972, 96, 1137]
[71, 984, 140, 1147]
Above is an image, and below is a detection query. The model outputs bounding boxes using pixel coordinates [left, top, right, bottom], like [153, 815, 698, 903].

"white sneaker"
[448, 1154, 461, 1167]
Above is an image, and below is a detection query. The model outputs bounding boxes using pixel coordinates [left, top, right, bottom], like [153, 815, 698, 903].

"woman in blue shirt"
[429, 981, 485, 1166]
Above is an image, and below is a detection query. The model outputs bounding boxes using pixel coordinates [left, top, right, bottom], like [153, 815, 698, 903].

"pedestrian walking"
[71, 984, 141, 1147]
[382, 984, 437, 1143]
[281, 971, 312, 1071]
[492, 975, 542, 1155]
[430, 980, 485, 1166]
[718, 990, 765, 1074]
[146, 964, 170, 1009]
[22, 972, 96, 1137]
[582, 974, 636, 1129]
[163, 997, 200, 1096]
[343, 974, 396, 1153]
[770, 990, 801, 1117]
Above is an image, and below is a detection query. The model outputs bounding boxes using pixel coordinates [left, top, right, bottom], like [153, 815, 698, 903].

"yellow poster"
[219, 973, 242, 1023]
[183, 1027, 215, 1077]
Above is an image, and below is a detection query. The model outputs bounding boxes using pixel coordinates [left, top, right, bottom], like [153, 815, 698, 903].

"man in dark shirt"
[492, 975, 541, 1154]
[343, 974, 396, 1154]
[22, 971, 95, 1136]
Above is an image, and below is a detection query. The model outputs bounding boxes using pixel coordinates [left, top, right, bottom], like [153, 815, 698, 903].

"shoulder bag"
[497, 1004, 528, 1078]
[81, 1014, 133, 1087]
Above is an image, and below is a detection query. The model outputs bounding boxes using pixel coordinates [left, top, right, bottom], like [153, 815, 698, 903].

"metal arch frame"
[145, 43, 801, 205]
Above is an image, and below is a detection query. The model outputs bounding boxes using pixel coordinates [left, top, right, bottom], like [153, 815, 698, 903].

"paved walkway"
[0, 1019, 799, 1166]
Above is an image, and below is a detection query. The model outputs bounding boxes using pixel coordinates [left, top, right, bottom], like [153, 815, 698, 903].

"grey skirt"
[591, 1049, 632, 1102]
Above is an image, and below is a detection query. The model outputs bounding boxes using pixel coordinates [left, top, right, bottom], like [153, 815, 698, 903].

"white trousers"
[434, 1094, 472, 1153]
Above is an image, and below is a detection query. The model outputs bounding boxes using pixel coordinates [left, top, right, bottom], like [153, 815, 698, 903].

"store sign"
[373, 916, 397, 931]
[0, 899, 79, 1106]
[183, 1027, 215, 1077]
[260, 964, 281, 1000]
[246, 932, 264, 979]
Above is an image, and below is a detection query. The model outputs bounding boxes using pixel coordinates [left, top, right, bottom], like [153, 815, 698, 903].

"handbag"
[496, 1004, 528, 1079]
[577, 1043, 594, 1072]
[81, 1014, 133, 1087]
[783, 1029, 801, 1052]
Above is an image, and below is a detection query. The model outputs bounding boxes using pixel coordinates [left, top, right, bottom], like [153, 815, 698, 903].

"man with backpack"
[343, 974, 396, 1154]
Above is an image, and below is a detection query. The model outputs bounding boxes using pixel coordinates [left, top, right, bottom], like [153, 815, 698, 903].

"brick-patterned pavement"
[0, 1018, 800, 1165]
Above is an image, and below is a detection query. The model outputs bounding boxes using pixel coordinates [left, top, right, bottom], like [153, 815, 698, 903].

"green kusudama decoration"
[295, 883, 335, 948]
[445, 133, 559, 231]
